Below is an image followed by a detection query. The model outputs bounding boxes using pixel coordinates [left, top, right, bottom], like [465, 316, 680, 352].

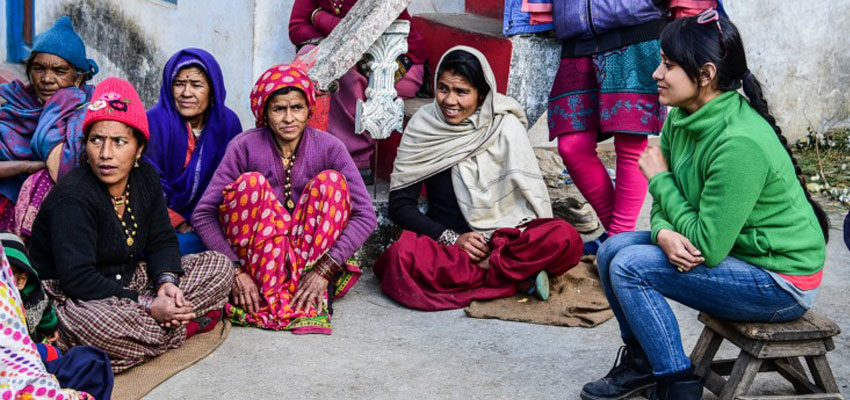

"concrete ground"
[146, 198, 850, 399]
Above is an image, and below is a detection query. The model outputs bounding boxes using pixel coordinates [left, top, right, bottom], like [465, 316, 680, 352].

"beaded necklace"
[281, 152, 297, 211]
[112, 184, 138, 247]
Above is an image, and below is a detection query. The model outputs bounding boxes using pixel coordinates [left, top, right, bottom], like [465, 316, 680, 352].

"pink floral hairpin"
[696, 8, 727, 59]
[88, 91, 131, 112]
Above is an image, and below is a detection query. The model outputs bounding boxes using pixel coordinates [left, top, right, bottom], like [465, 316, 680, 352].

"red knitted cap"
[83, 77, 150, 140]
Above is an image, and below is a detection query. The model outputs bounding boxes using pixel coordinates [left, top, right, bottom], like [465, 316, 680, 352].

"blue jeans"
[597, 231, 806, 377]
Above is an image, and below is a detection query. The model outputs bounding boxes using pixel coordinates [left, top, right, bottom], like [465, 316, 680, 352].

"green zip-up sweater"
[649, 91, 826, 274]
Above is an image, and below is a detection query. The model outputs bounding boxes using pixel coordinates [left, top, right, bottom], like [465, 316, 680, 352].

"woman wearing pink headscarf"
[193, 64, 377, 334]
[289, 0, 427, 183]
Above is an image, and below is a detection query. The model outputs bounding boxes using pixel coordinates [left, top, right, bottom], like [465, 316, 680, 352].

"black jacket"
[388, 168, 472, 240]
[30, 161, 182, 301]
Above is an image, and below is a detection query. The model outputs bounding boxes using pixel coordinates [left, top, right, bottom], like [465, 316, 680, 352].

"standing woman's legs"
[608, 134, 649, 234]
[549, 57, 617, 234]
[557, 132, 616, 230]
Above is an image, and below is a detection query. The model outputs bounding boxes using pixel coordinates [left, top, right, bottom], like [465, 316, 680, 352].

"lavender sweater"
[192, 126, 377, 265]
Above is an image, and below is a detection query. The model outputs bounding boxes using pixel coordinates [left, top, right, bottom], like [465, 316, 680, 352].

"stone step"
[412, 13, 513, 94]
[466, 0, 506, 21]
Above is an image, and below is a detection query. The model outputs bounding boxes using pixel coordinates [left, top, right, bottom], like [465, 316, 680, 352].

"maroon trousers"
[374, 218, 583, 310]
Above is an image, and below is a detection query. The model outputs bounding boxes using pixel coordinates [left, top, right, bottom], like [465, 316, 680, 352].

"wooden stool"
[689, 311, 843, 400]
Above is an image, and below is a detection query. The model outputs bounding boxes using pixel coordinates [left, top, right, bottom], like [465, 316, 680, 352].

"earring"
[134, 157, 140, 168]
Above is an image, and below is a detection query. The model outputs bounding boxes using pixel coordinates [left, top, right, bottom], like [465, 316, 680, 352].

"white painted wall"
[724, 1, 850, 139]
[253, 1, 295, 85]
[35, 0, 257, 126]
[0, 4, 7, 62]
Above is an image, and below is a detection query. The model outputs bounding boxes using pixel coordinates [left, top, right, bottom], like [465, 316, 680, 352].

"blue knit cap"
[32, 16, 99, 79]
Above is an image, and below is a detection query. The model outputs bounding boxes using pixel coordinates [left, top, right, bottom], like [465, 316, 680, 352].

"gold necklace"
[330, 0, 344, 14]
[112, 184, 139, 247]
[282, 153, 297, 211]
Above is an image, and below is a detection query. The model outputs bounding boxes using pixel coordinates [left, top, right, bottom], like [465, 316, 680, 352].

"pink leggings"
[557, 132, 648, 235]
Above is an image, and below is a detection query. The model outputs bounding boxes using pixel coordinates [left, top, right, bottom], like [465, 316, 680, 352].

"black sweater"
[388, 169, 471, 240]
[30, 162, 183, 301]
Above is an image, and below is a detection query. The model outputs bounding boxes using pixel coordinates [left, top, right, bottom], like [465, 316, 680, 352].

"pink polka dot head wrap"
[250, 63, 316, 127]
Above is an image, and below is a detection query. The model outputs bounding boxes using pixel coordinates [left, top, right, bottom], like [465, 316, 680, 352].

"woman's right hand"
[231, 272, 261, 314]
[150, 295, 195, 328]
[657, 229, 705, 272]
[456, 232, 491, 263]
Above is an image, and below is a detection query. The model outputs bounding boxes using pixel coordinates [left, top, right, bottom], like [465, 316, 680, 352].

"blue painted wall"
[5, 0, 33, 63]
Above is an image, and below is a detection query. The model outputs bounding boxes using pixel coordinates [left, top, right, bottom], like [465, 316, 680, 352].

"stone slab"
[308, 0, 414, 89]
[507, 34, 561, 127]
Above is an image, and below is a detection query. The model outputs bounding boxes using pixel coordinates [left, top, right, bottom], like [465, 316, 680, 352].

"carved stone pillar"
[355, 20, 409, 140]
[307, 0, 414, 90]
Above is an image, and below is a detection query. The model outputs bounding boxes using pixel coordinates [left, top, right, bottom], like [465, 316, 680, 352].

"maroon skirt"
[374, 218, 583, 311]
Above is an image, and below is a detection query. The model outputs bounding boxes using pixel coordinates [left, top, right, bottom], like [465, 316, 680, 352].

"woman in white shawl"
[374, 47, 583, 311]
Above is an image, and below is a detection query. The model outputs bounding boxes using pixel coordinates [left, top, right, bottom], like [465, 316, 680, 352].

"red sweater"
[289, 0, 427, 63]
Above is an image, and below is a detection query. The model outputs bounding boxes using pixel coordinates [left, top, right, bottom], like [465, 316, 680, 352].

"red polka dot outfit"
[220, 170, 356, 334]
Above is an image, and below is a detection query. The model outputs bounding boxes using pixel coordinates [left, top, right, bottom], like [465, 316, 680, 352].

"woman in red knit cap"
[28, 77, 233, 372]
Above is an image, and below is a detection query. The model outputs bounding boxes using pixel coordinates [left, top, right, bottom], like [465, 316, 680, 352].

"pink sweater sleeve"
[191, 140, 246, 262]
[289, 0, 326, 46]
[313, 10, 343, 36]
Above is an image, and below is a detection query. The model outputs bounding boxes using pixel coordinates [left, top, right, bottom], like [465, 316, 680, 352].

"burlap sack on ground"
[112, 320, 231, 400]
[465, 257, 613, 328]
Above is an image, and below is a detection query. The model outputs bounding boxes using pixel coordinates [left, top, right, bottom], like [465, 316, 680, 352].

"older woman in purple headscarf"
[146, 48, 243, 255]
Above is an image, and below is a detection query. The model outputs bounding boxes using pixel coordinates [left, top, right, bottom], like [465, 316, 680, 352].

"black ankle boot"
[580, 344, 655, 400]
[649, 376, 704, 400]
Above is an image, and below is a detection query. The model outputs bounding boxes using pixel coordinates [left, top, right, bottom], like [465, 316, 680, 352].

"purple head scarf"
[146, 48, 242, 221]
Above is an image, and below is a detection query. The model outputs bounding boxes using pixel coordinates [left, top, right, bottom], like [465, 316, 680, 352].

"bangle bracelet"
[438, 229, 460, 246]
[232, 260, 245, 276]
[313, 255, 341, 281]
[155, 272, 179, 288]
[311, 7, 322, 24]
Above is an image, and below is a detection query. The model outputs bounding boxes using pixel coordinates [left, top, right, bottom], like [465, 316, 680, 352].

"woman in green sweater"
[579, 10, 829, 400]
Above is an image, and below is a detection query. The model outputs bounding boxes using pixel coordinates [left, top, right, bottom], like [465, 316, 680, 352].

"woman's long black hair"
[660, 15, 830, 242]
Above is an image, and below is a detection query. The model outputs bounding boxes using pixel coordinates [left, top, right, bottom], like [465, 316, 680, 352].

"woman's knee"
[234, 171, 265, 186]
[607, 244, 663, 287]
[315, 169, 346, 185]
[597, 231, 651, 272]
[557, 132, 598, 162]
[188, 250, 235, 295]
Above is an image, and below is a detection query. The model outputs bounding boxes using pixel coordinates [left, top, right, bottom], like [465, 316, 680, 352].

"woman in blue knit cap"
[0, 16, 98, 239]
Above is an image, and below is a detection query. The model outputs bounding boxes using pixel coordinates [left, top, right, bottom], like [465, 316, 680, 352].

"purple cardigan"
[192, 126, 377, 265]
